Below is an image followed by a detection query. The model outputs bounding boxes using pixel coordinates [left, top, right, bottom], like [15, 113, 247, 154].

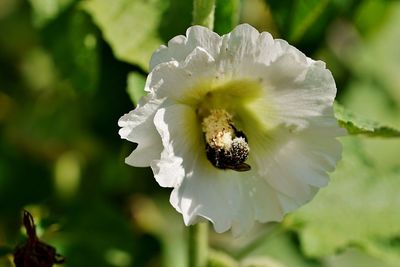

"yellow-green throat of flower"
[201, 109, 251, 172]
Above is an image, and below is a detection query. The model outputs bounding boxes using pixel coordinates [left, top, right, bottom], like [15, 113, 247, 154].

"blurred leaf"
[354, 0, 389, 36]
[330, 2, 400, 105]
[42, 8, 100, 93]
[266, 0, 328, 42]
[288, 0, 328, 42]
[288, 138, 400, 265]
[126, 72, 146, 105]
[325, 248, 398, 267]
[336, 3, 400, 172]
[28, 0, 75, 28]
[334, 103, 400, 137]
[20, 48, 57, 92]
[214, 0, 240, 35]
[240, 231, 322, 267]
[340, 81, 400, 172]
[83, 0, 192, 70]
[352, 2, 400, 104]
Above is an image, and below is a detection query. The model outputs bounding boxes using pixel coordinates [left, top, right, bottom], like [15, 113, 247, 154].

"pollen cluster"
[202, 109, 235, 150]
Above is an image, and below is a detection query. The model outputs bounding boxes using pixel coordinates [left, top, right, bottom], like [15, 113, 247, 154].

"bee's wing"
[227, 163, 251, 172]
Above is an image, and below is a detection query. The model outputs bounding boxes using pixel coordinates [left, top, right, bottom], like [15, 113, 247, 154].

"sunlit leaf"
[334, 103, 400, 137]
[83, 0, 192, 70]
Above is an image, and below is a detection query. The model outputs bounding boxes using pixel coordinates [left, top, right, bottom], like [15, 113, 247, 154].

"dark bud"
[13, 210, 65, 267]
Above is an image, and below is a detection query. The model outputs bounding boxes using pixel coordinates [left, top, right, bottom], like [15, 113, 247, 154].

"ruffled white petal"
[215, 24, 304, 80]
[268, 61, 338, 129]
[152, 104, 202, 188]
[149, 26, 222, 70]
[169, 159, 286, 236]
[146, 47, 216, 100]
[118, 95, 164, 167]
[248, 118, 343, 209]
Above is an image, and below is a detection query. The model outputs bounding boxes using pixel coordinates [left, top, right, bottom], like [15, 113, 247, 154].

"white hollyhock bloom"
[119, 24, 344, 236]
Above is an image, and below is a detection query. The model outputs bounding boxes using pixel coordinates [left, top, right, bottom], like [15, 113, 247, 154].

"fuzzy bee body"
[205, 127, 251, 172]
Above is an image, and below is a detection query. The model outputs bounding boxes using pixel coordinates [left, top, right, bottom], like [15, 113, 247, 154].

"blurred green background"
[1, 0, 400, 266]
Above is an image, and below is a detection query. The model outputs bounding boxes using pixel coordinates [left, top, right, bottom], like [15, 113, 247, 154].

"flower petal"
[269, 61, 338, 129]
[240, 55, 338, 132]
[249, 121, 343, 208]
[118, 95, 164, 167]
[216, 24, 302, 80]
[146, 47, 217, 100]
[170, 162, 286, 236]
[150, 26, 222, 70]
[152, 104, 202, 188]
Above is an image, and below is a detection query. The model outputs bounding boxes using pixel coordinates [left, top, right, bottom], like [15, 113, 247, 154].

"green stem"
[192, 0, 216, 30]
[188, 223, 208, 267]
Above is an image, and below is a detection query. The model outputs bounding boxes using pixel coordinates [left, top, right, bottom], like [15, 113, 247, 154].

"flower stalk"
[192, 0, 216, 30]
[188, 223, 208, 267]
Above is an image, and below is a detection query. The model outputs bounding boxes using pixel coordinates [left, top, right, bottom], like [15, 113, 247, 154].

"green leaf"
[214, 0, 240, 35]
[83, 0, 192, 70]
[126, 72, 146, 105]
[334, 103, 400, 137]
[288, 138, 400, 265]
[83, 0, 165, 70]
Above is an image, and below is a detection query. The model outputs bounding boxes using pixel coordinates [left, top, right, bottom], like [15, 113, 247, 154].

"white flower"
[119, 24, 344, 236]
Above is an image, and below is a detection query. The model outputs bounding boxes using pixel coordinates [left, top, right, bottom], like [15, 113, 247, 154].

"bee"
[206, 143, 251, 172]
[205, 127, 251, 172]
